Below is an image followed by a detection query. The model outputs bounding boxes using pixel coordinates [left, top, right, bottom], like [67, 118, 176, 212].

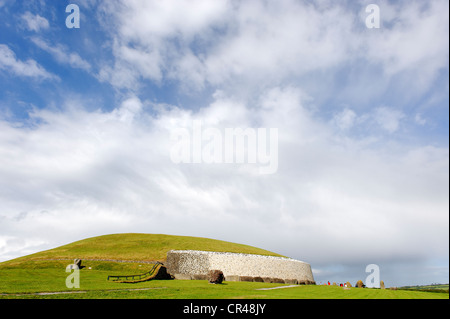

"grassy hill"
[0, 233, 448, 300]
[1, 233, 284, 267]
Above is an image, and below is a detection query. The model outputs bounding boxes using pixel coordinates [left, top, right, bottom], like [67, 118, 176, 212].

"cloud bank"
[0, 88, 448, 285]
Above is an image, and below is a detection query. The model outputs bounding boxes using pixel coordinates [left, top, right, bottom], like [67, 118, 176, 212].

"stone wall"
[165, 250, 315, 285]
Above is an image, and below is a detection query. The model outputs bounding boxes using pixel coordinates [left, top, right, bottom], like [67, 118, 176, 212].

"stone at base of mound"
[174, 273, 210, 280]
[253, 276, 264, 283]
[239, 276, 255, 282]
[173, 273, 316, 285]
[174, 273, 192, 280]
[299, 280, 315, 285]
[225, 275, 240, 282]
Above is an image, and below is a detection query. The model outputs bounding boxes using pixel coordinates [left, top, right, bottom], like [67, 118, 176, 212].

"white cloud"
[97, 0, 229, 90]
[21, 11, 49, 32]
[331, 106, 408, 135]
[99, 0, 356, 91]
[31, 37, 91, 71]
[332, 108, 357, 130]
[0, 44, 59, 80]
[414, 113, 427, 126]
[97, 0, 449, 103]
[0, 235, 49, 262]
[373, 106, 405, 133]
[363, 0, 449, 93]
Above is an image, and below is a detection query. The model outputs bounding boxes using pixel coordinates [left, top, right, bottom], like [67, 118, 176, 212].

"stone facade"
[165, 250, 315, 285]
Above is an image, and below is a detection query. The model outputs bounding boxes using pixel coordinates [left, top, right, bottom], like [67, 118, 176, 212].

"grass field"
[1, 273, 448, 299]
[0, 233, 448, 299]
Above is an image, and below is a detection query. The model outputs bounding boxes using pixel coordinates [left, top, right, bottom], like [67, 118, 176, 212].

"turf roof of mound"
[2, 233, 284, 265]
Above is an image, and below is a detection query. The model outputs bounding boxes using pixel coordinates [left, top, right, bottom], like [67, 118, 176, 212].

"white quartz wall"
[165, 250, 315, 284]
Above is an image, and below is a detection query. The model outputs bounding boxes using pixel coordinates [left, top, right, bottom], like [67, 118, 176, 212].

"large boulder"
[208, 270, 224, 284]
[225, 275, 240, 282]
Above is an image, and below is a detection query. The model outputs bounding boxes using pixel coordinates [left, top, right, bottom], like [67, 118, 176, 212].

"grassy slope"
[1, 233, 283, 267]
[1, 233, 448, 299]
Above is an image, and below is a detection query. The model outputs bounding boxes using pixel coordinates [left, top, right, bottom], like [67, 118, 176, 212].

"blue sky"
[0, 0, 448, 287]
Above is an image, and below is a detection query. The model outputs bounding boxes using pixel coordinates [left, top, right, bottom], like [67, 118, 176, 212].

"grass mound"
[0, 233, 283, 267]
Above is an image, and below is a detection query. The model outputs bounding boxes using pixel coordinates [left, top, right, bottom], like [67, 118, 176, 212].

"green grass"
[0, 233, 448, 299]
[1, 274, 448, 299]
[1, 260, 448, 299]
[1, 233, 283, 267]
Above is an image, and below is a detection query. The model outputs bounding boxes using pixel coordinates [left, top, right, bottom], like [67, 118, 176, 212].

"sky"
[0, 0, 448, 287]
